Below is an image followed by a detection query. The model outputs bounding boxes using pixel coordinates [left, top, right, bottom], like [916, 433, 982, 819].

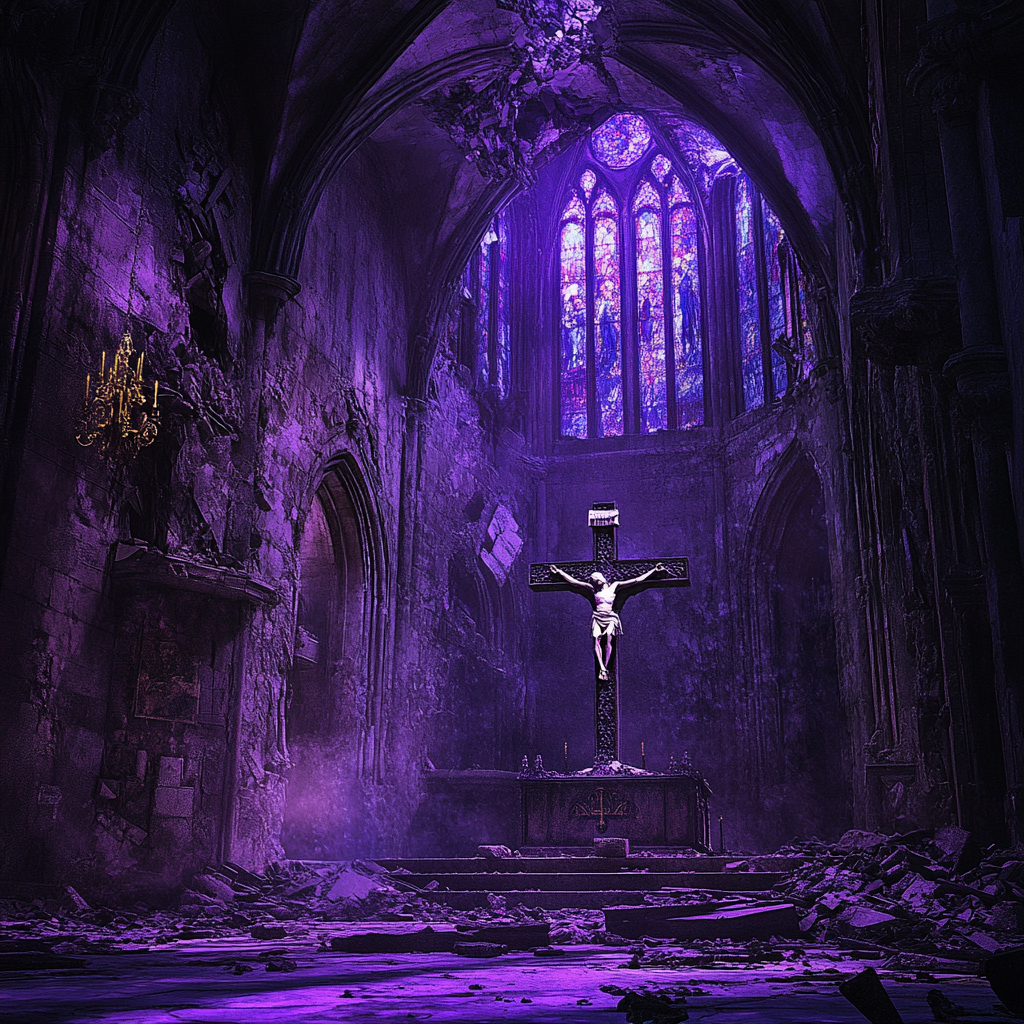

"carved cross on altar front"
[529, 502, 690, 766]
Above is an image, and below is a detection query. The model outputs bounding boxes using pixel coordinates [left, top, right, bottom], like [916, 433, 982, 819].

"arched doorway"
[282, 457, 384, 859]
[748, 449, 852, 847]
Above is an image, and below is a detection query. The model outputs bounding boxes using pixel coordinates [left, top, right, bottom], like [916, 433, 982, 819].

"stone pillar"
[913, 8, 1024, 843]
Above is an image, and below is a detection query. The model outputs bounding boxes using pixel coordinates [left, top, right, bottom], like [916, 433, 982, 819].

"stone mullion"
[696, 214, 712, 428]
[661, 191, 678, 431]
[752, 187, 774, 405]
[708, 176, 742, 429]
[584, 201, 598, 436]
[487, 236, 500, 390]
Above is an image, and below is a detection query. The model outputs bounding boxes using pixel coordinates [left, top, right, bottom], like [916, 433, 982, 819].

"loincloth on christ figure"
[591, 609, 623, 637]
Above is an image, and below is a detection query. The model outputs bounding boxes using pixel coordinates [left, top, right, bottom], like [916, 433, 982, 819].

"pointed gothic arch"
[745, 444, 852, 846]
[282, 453, 388, 859]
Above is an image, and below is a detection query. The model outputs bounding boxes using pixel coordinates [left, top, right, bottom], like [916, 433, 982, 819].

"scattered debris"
[774, 829, 1023, 957]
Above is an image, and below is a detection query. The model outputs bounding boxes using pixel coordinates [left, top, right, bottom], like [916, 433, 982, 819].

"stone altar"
[520, 765, 712, 849]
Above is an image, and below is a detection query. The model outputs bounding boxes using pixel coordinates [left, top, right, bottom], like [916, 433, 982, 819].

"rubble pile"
[773, 827, 1023, 956]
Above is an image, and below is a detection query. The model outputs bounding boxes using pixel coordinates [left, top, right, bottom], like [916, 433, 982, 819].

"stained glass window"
[560, 195, 588, 438]
[736, 174, 762, 410]
[460, 210, 511, 398]
[555, 113, 814, 439]
[671, 179, 703, 427]
[591, 113, 652, 169]
[496, 212, 510, 395]
[476, 227, 493, 388]
[634, 180, 667, 432]
[592, 191, 622, 437]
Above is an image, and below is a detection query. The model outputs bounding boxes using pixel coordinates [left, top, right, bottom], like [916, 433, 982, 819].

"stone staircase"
[376, 852, 805, 910]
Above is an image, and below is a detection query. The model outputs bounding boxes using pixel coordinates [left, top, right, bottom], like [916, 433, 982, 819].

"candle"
[100, 350, 106, 378]
[152, 379, 158, 408]
[85, 374, 90, 402]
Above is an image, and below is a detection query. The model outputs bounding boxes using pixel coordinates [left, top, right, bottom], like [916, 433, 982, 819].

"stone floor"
[1, 930, 1011, 1023]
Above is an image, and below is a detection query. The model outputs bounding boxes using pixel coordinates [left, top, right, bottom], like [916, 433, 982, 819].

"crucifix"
[529, 502, 691, 766]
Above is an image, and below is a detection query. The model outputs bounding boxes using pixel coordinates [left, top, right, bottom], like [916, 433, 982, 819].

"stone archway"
[282, 456, 385, 858]
[747, 447, 852, 847]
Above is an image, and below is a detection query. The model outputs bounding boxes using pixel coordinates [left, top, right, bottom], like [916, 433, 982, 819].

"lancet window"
[735, 174, 808, 410]
[560, 114, 705, 438]
[461, 211, 511, 397]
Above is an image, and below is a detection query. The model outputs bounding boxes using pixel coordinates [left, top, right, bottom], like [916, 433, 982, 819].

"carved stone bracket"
[943, 348, 1011, 438]
[245, 271, 300, 327]
[111, 544, 278, 605]
[850, 277, 960, 369]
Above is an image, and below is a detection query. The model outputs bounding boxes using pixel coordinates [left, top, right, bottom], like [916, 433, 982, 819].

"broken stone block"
[594, 837, 629, 857]
[325, 867, 379, 902]
[984, 901, 1023, 931]
[926, 989, 967, 1022]
[158, 757, 184, 788]
[191, 874, 235, 902]
[837, 830, 888, 851]
[724, 860, 749, 872]
[250, 924, 288, 939]
[965, 930, 1001, 953]
[478, 845, 513, 859]
[153, 786, 194, 817]
[842, 907, 897, 932]
[614, 990, 689, 1024]
[837, 966, 904, 1024]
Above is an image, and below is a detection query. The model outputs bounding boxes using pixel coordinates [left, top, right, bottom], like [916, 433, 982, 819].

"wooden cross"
[529, 501, 690, 766]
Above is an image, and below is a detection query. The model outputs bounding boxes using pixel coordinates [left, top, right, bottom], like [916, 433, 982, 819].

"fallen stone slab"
[595, 837, 629, 858]
[452, 942, 507, 958]
[458, 923, 549, 949]
[478, 845, 513, 859]
[330, 926, 460, 953]
[0, 952, 89, 971]
[605, 901, 744, 938]
[641, 903, 802, 941]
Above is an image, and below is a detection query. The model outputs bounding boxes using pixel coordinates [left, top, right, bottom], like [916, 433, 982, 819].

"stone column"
[914, 8, 1024, 843]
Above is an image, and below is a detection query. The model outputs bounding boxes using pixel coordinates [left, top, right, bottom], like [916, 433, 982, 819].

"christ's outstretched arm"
[549, 564, 592, 593]
[614, 562, 666, 590]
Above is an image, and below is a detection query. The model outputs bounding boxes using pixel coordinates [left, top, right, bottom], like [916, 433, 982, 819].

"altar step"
[379, 855, 804, 911]
[376, 855, 805, 874]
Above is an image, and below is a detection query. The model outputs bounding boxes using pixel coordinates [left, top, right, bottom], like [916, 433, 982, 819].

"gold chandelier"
[76, 331, 159, 458]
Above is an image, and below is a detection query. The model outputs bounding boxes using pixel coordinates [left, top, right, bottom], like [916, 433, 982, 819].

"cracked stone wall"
[0, 7, 533, 896]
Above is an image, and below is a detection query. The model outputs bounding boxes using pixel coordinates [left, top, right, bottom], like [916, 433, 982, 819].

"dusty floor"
[1, 930, 1011, 1024]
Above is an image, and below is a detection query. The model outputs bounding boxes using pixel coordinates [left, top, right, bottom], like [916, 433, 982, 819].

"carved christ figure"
[549, 563, 666, 680]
